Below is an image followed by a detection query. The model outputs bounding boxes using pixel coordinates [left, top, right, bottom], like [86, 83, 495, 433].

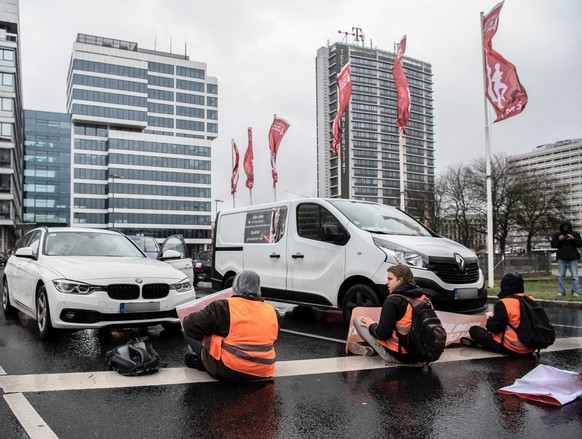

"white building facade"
[510, 138, 582, 228]
[315, 42, 434, 210]
[67, 34, 217, 254]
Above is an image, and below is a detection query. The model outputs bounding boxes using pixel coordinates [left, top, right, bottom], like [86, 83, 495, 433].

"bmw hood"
[372, 234, 478, 260]
[41, 257, 187, 283]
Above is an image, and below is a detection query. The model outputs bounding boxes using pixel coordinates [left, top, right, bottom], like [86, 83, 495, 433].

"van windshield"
[328, 200, 432, 237]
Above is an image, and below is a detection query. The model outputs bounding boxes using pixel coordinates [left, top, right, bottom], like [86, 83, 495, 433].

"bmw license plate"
[454, 288, 479, 299]
[120, 302, 161, 313]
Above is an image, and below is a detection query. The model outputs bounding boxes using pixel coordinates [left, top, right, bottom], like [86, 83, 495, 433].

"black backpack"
[395, 295, 447, 365]
[106, 336, 161, 376]
[506, 295, 556, 350]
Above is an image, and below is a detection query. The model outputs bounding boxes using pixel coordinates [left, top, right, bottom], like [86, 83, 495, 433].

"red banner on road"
[268, 117, 290, 187]
[244, 128, 254, 189]
[391, 35, 411, 135]
[230, 141, 239, 195]
[331, 63, 352, 156]
[482, 1, 528, 122]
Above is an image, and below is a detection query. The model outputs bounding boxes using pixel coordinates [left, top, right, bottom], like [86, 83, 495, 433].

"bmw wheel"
[36, 285, 56, 339]
[341, 284, 381, 323]
[2, 278, 19, 315]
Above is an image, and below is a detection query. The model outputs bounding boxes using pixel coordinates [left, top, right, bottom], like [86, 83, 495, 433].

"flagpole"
[399, 131, 405, 210]
[231, 139, 236, 208]
[481, 11, 495, 289]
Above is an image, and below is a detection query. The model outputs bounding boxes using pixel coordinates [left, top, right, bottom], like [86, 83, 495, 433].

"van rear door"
[287, 201, 347, 306]
[242, 205, 289, 291]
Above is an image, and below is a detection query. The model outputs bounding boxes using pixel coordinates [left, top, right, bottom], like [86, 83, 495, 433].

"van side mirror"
[320, 224, 349, 245]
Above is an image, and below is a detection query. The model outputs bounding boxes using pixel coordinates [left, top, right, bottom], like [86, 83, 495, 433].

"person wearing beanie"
[550, 219, 581, 297]
[182, 270, 279, 381]
[463, 272, 536, 356]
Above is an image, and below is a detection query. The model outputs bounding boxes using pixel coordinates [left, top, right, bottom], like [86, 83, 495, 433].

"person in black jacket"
[182, 270, 279, 381]
[349, 264, 432, 364]
[550, 219, 581, 297]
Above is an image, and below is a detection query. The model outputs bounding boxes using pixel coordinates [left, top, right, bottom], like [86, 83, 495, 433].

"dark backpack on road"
[395, 295, 447, 365]
[507, 295, 556, 350]
[106, 336, 161, 376]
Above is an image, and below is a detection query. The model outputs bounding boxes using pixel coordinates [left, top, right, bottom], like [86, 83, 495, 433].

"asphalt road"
[1, 282, 581, 439]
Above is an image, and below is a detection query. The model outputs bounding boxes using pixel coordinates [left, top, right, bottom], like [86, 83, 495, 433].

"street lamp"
[214, 199, 224, 215]
[110, 174, 124, 229]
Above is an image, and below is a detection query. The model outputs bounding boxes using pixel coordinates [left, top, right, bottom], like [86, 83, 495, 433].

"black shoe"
[460, 337, 477, 348]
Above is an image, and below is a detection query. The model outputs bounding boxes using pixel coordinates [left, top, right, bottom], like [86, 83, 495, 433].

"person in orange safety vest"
[465, 272, 536, 356]
[349, 264, 432, 365]
[183, 270, 279, 381]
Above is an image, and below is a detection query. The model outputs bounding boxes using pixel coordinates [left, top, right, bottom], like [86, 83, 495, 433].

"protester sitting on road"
[349, 264, 433, 365]
[182, 270, 279, 381]
[463, 272, 536, 356]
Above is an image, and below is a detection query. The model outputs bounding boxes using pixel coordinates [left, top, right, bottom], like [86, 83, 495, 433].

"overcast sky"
[19, 0, 582, 212]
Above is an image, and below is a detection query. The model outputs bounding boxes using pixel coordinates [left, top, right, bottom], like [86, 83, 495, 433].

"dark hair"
[387, 264, 415, 285]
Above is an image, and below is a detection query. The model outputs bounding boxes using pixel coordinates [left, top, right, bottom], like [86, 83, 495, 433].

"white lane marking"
[4, 393, 58, 439]
[1, 336, 580, 394]
[553, 324, 582, 329]
[280, 328, 345, 344]
[0, 365, 6, 375]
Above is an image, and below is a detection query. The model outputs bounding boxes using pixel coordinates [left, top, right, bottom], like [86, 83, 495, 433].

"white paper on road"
[345, 307, 487, 353]
[498, 364, 582, 406]
[175, 288, 233, 324]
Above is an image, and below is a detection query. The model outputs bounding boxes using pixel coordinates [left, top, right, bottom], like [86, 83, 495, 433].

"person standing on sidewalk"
[551, 219, 582, 297]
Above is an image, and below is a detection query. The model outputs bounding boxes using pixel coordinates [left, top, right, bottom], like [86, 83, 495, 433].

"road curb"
[486, 296, 582, 309]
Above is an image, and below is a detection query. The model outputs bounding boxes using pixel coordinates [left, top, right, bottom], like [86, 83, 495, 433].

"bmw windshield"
[44, 231, 146, 257]
[328, 199, 433, 237]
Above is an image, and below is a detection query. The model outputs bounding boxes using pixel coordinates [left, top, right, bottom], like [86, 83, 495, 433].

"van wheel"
[36, 286, 57, 339]
[342, 284, 380, 323]
[2, 280, 19, 315]
[224, 275, 235, 289]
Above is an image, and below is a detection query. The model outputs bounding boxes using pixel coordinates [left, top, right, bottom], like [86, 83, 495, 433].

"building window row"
[176, 79, 205, 93]
[177, 66, 205, 80]
[74, 138, 107, 151]
[72, 104, 147, 122]
[73, 59, 147, 79]
[74, 153, 107, 166]
[72, 89, 146, 108]
[148, 62, 174, 75]
[176, 106, 205, 118]
[147, 115, 174, 128]
[74, 123, 108, 137]
[75, 182, 210, 198]
[110, 153, 210, 171]
[147, 102, 174, 115]
[109, 138, 210, 157]
[148, 74, 174, 88]
[73, 74, 147, 94]
[176, 92, 205, 105]
[148, 88, 174, 101]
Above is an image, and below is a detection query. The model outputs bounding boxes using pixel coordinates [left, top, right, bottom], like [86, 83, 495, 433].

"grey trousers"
[353, 319, 405, 363]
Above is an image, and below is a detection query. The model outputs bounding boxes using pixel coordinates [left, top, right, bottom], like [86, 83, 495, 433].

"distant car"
[193, 250, 212, 286]
[127, 235, 160, 259]
[1, 227, 196, 339]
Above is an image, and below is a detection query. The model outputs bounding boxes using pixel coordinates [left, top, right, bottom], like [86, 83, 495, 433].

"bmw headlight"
[373, 237, 429, 269]
[171, 279, 192, 293]
[53, 279, 101, 295]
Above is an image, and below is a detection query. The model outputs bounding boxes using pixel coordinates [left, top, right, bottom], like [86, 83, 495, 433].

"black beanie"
[498, 272, 524, 296]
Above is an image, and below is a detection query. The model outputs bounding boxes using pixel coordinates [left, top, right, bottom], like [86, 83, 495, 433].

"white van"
[212, 198, 486, 321]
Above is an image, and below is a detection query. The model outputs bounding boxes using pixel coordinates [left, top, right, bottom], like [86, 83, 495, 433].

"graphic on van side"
[244, 207, 288, 244]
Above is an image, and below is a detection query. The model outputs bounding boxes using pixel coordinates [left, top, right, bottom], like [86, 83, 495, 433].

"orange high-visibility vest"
[205, 297, 278, 377]
[492, 294, 536, 354]
[378, 294, 430, 354]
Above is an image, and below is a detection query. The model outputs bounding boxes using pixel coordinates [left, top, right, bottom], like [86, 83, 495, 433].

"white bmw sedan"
[2, 227, 196, 339]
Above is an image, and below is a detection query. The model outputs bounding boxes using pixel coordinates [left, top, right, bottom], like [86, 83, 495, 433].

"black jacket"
[369, 283, 427, 341]
[550, 219, 582, 260]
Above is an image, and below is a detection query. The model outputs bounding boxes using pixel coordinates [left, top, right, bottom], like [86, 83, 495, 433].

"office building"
[67, 34, 217, 254]
[510, 138, 582, 227]
[0, 0, 24, 254]
[23, 110, 71, 227]
[315, 40, 434, 216]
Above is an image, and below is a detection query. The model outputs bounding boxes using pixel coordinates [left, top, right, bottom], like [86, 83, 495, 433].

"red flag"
[391, 35, 410, 135]
[482, 1, 528, 122]
[268, 117, 290, 186]
[331, 62, 352, 156]
[230, 141, 239, 195]
[243, 128, 254, 189]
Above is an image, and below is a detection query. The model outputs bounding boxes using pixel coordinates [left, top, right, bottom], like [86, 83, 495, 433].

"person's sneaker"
[573, 293, 580, 297]
[557, 292, 566, 297]
[348, 342, 374, 356]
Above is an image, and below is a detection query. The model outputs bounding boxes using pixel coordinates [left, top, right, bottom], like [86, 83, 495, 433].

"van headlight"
[373, 237, 429, 269]
[171, 279, 192, 293]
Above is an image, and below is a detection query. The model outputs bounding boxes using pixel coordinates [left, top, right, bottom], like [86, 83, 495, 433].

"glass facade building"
[67, 34, 218, 254]
[23, 110, 71, 226]
[0, 1, 24, 254]
[315, 42, 434, 218]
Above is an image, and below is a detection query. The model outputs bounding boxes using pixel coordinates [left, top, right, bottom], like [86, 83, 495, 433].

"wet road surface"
[1, 283, 581, 438]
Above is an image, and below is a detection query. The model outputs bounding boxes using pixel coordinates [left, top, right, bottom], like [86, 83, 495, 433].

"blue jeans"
[558, 259, 579, 295]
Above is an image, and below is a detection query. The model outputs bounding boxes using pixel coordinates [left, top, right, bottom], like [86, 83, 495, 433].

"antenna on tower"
[154, 35, 157, 50]
[338, 29, 354, 44]
[170, 37, 172, 53]
[184, 41, 187, 59]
